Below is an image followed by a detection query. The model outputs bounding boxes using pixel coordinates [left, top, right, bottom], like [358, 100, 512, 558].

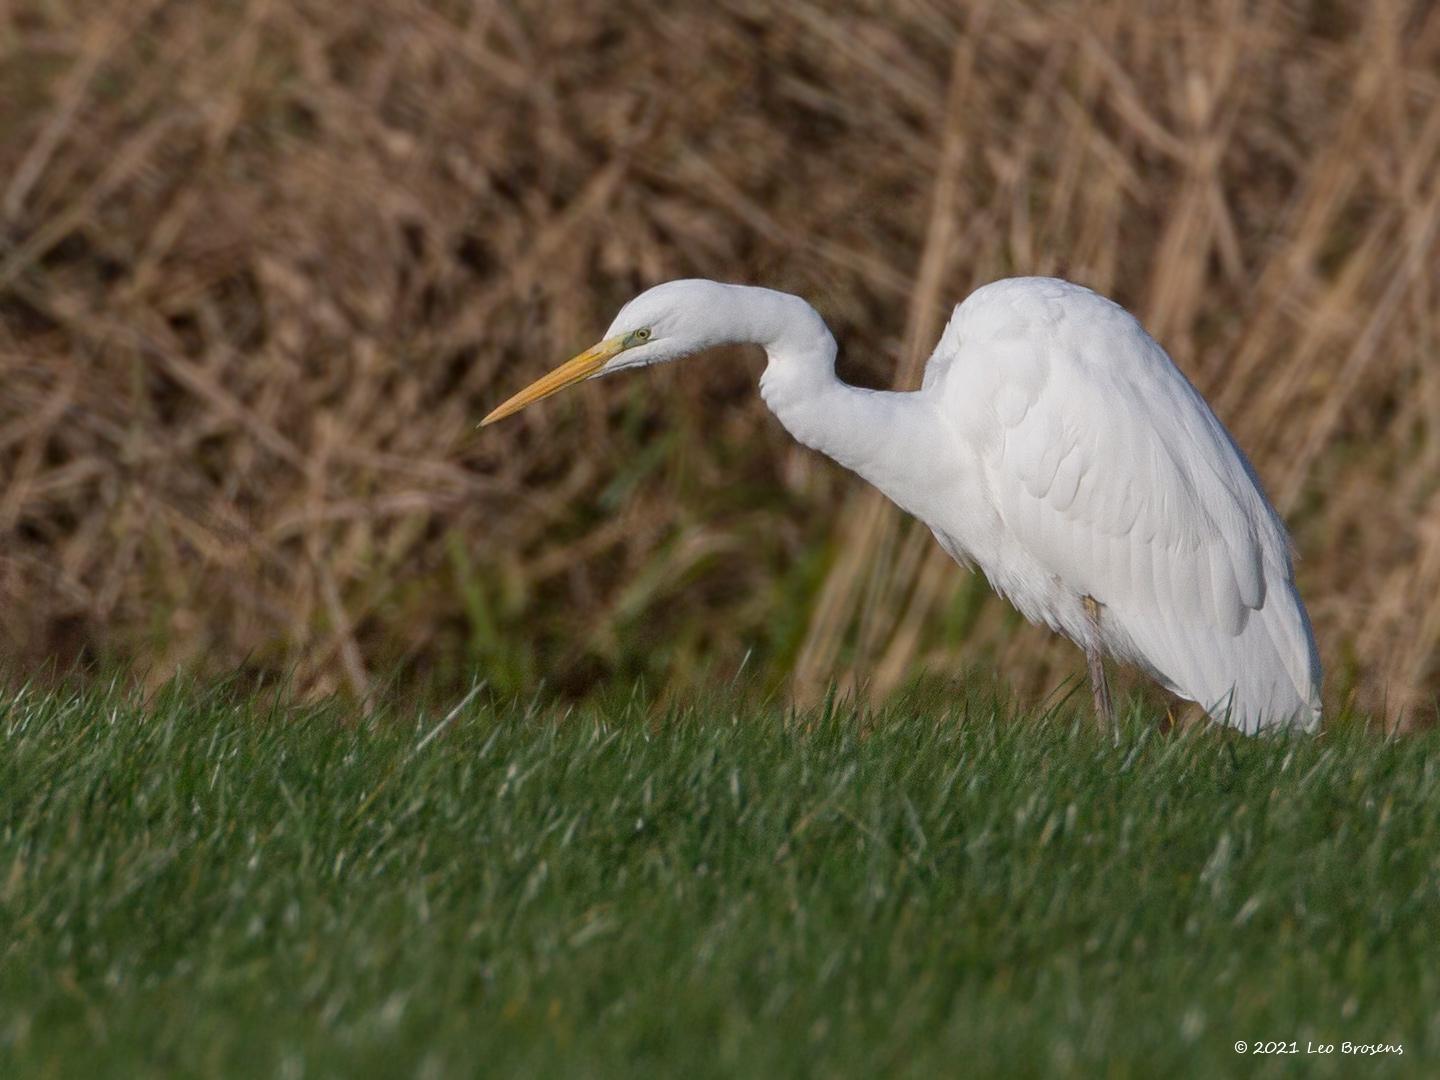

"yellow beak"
[480, 335, 628, 426]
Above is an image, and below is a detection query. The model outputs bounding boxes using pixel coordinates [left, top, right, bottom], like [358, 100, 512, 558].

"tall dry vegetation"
[1, 1, 1437, 724]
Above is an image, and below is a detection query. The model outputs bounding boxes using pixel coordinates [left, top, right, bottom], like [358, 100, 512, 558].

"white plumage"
[482, 276, 1322, 733]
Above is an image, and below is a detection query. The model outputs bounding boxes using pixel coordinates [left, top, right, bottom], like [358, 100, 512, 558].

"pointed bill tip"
[476, 336, 626, 429]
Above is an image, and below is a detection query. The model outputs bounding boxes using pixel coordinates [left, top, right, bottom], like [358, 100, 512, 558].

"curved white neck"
[714, 286, 947, 522]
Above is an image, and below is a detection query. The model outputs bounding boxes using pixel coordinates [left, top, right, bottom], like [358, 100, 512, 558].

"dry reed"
[1, 0, 1437, 725]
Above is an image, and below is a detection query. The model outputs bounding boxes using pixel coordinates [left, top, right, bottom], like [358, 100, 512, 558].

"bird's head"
[480, 279, 732, 426]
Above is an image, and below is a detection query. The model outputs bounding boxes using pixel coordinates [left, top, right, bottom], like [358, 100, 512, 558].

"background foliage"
[2, 0, 1438, 723]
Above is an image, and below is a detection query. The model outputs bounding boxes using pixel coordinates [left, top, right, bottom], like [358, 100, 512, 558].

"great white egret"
[482, 277, 1322, 733]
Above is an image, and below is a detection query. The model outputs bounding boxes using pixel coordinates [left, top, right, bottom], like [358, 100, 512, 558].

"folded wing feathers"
[952, 281, 1317, 728]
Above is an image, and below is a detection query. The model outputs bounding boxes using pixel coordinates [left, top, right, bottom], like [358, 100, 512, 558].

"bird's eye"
[635, 328, 651, 341]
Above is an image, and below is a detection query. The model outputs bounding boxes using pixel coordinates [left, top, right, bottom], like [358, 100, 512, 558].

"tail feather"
[1116, 565, 1320, 734]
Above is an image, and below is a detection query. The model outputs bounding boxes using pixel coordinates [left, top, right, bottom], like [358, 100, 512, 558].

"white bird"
[482, 277, 1321, 733]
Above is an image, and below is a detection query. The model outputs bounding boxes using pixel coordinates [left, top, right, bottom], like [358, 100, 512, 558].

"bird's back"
[921, 277, 1321, 731]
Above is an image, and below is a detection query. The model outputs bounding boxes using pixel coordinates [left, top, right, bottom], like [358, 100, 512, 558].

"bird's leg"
[1082, 595, 1114, 729]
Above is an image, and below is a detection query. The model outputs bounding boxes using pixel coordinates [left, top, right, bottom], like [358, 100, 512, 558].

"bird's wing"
[931, 279, 1316, 724]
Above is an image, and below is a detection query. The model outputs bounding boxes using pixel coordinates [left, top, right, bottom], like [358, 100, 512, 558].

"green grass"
[2, 678, 1437, 1078]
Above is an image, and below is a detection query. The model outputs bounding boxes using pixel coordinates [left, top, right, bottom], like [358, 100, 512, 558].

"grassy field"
[2, 678, 1436, 1077]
